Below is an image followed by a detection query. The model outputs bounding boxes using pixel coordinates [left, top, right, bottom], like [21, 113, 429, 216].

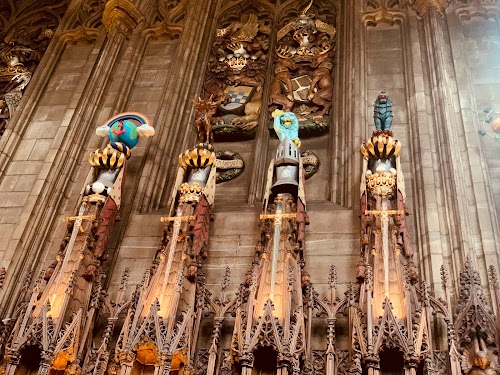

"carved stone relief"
[145, 0, 187, 39]
[362, 0, 406, 26]
[0, 0, 69, 135]
[269, 0, 336, 136]
[63, 0, 107, 44]
[202, 6, 272, 141]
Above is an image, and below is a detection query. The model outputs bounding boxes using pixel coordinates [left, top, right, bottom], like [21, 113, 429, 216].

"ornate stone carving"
[202, 8, 271, 140]
[301, 150, 319, 179]
[215, 150, 245, 183]
[63, 0, 107, 44]
[362, 0, 406, 26]
[409, 0, 452, 16]
[0, 267, 5, 288]
[102, 0, 144, 36]
[144, 0, 187, 40]
[455, 0, 498, 21]
[0, 0, 69, 135]
[269, 0, 336, 135]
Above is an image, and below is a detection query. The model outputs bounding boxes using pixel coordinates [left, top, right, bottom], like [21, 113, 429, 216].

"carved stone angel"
[462, 347, 500, 375]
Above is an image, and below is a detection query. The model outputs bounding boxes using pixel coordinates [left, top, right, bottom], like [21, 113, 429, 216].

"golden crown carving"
[179, 182, 204, 203]
[361, 132, 401, 159]
[178, 146, 216, 169]
[366, 172, 396, 197]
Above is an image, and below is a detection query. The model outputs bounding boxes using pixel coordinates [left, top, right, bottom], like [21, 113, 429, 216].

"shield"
[221, 85, 254, 112]
[291, 75, 314, 102]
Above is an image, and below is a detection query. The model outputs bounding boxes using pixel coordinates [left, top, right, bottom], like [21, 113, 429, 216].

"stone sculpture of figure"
[272, 110, 301, 147]
[373, 91, 393, 131]
[269, 58, 297, 112]
[468, 351, 497, 375]
[308, 54, 334, 117]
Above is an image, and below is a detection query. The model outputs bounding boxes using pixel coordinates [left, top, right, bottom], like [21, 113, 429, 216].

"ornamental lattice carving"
[0, 0, 69, 135]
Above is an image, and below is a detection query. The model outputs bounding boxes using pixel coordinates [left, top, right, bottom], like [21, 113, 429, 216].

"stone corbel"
[455, 0, 499, 22]
[409, 0, 452, 16]
[61, 27, 102, 44]
[102, 0, 144, 37]
[362, 6, 406, 26]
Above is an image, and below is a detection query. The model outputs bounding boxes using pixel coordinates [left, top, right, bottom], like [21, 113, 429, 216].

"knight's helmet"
[271, 137, 300, 195]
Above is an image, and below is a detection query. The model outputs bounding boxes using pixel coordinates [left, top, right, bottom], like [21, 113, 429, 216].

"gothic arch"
[216, 0, 275, 24]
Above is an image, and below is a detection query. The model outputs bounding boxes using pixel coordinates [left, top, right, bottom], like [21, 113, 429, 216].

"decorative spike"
[329, 265, 337, 289]
[421, 280, 430, 307]
[365, 264, 373, 292]
[440, 265, 448, 292]
[222, 267, 230, 293]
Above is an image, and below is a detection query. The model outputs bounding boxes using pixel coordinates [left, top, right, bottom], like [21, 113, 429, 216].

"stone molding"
[409, 0, 452, 16]
[102, 0, 144, 36]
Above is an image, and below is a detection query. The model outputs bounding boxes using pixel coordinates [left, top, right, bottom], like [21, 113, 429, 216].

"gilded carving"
[102, 0, 144, 36]
[269, 0, 337, 136]
[202, 9, 271, 140]
[409, 0, 452, 16]
[0, 0, 69, 135]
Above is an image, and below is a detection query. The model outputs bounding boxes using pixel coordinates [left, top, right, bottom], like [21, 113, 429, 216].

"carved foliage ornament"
[0, 0, 69, 135]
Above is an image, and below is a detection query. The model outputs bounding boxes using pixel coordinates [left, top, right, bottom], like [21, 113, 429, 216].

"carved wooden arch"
[216, 0, 275, 27]
[277, 0, 338, 27]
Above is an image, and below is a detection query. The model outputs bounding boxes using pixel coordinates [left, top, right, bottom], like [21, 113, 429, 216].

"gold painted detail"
[102, 0, 144, 36]
[361, 133, 401, 159]
[365, 209, 404, 221]
[366, 172, 396, 197]
[89, 144, 127, 169]
[260, 213, 297, 226]
[178, 147, 216, 169]
[179, 182, 204, 203]
[409, 0, 452, 16]
[160, 215, 196, 223]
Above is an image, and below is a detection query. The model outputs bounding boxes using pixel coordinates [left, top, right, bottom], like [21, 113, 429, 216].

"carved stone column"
[407, 0, 500, 287]
[138, 0, 220, 213]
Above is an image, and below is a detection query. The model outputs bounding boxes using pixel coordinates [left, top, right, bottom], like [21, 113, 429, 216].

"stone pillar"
[137, 0, 220, 213]
[408, 0, 500, 291]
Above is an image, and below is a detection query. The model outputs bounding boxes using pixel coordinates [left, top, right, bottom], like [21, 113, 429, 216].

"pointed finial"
[329, 265, 337, 289]
[440, 265, 449, 292]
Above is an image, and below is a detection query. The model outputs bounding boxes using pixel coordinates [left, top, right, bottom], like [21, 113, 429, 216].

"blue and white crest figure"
[272, 110, 301, 147]
[373, 91, 393, 132]
[95, 112, 155, 149]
